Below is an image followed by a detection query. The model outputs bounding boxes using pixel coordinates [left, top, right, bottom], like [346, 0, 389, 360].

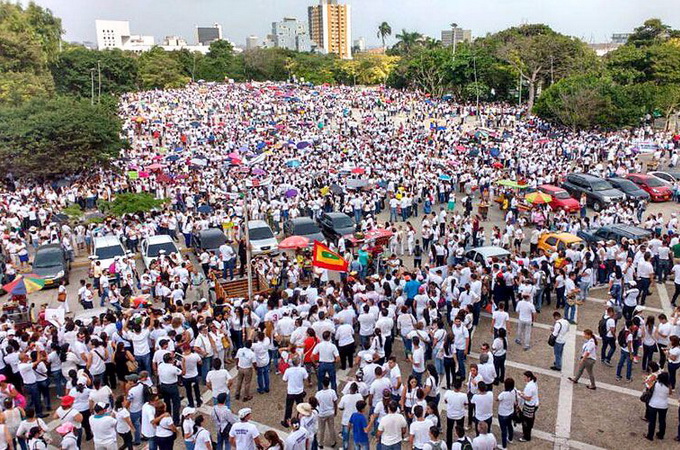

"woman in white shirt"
[370, 329, 386, 364]
[646, 371, 670, 441]
[192, 415, 212, 450]
[497, 378, 517, 450]
[641, 316, 658, 372]
[152, 403, 178, 450]
[517, 371, 539, 443]
[492, 329, 508, 385]
[666, 335, 680, 390]
[181, 407, 197, 450]
[115, 395, 135, 450]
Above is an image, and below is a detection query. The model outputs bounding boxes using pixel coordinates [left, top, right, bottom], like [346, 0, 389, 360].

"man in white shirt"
[313, 330, 340, 391]
[315, 377, 338, 449]
[157, 353, 183, 424]
[376, 401, 407, 448]
[89, 403, 118, 450]
[219, 242, 236, 280]
[451, 317, 470, 379]
[409, 336, 426, 385]
[471, 421, 497, 450]
[206, 359, 233, 404]
[636, 252, 654, 305]
[229, 408, 264, 450]
[181, 346, 203, 408]
[335, 322, 355, 371]
[551, 311, 570, 371]
[515, 294, 536, 350]
[409, 405, 434, 450]
[234, 340, 256, 402]
[282, 357, 308, 427]
[443, 379, 467, 447]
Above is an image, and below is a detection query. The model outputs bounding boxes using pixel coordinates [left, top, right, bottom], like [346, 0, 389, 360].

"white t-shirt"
[492, 310, 509, 329]
[183, 353, 203, 378]
[338, 392, 363, 425]
[472, 433, 497, 450]
[206, 369, 232, 396]
[89, 414, 117, 445]
[516, 300, 536, 322]
[283, 366, 308, 395]
[229, 422, 260, 450]
[125, 329, 151, 356]
[443, 390, 467, 420]
[409, 419, 434, 449]
[194, 427, 212, 450]
[471, 392, 493, 420]
[378, 413, 407, 445]
[315, 389, 338, 417]
[115, 408, 132, 433]
[312, 341, 339, 363]
[498, 390, 517, 417]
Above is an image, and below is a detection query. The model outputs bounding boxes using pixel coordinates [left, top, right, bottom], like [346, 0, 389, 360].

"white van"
[248, 220, 278, 255]
[92, 236, 126, 278]
[141, 235, 181, 269]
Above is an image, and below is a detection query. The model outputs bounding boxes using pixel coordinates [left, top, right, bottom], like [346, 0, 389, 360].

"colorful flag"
[312, 241, 348, 272]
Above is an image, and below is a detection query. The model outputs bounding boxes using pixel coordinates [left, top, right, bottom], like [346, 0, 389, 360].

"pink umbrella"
[454, 145, 466, 151]
[227, 152, 239, 159]
[351, 167, 366, 174]
[252, 168, 267, 176]
[146, 163, 164, 171]
[138, 171, 150, 178]
[278, 236, 310, 249]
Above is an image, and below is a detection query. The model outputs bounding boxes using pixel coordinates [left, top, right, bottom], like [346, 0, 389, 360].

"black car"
[283, 217, 325, 244]
[191, 228, 227, 253]
[32, 244, 70, 287]
[578, 224, 652, 244]
[606, 177, 651, 201]
[561, 173, 626, 212]
[318, 212, 355, 243]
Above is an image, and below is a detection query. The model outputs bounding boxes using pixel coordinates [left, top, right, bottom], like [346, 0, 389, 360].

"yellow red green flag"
[312, 241, 348, 272]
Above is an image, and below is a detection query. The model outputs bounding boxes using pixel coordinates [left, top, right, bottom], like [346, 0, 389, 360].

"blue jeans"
[223, 258, 235, 280]
[616, 350, 633, 380]
[435, 357, 444, 377]
[456, 349, 467, 379]
[638, 278, 651, 304]
[412, 370, 424, 385]
[37, 379, 51, 410]
[131, 411, 142, 444]
[381, 444, 402, 450]
[354, 442, 369, 450]
[498, 414, 514, 447]
[354, 209, 362, 224]
[50, 370, 65, 397]
[201, 356, 213, 384]
[269, 349, 279, 372]
[135, 353, 151, 374]
[24, 383, 41, 416]
[601, 337, 616, 363]
[534, 288, 544, 312]
[317, 362, 337, 391]
[402, 337, 412, 356]
[257, 365, 270, 393]
[579, 280, 590, 302]
[553, 342, 565, 370]
[342, 425, 351, 450]
[565, 303, 576, 322]
[216, 429, 230, 450]
[389, 208, 398, 223]
[185, 441, 195, 450]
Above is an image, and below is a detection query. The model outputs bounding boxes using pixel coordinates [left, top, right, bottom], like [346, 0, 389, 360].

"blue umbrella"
[439, 174, 452, 181]
[256, 142, 266, 150]
[174, 147, 184, 152]
[297, 141, 311, 150]
[490, 148, 501, 157]
[197, 204, 213, 214]
[239, 146, 249, 152]
[285, 159, 301, 168]
[166, 155, 180, 161]
[190, 121, 200, 128]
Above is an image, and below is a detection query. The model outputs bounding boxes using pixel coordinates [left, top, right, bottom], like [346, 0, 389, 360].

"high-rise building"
[95, 20, 154, 52]
[611, 33, 631, 45]
[272, 17, 312, 52]
[353, 37, 365, 52]
[308, 0, 352, 59]
[246, 35, 260, 50]
[196, 23, 222, 45]
[441, 27, 472, 47]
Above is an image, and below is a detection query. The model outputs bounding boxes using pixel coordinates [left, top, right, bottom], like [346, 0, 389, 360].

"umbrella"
[467, 149, 480, 157]
[138, 171, 150, 178]
[146, 163, 164, 171]
[351, 167, 366, 175]
[50, 213, 70, 224]
[475, 130, 489, 139]
[346, 179, 369, 190]
[496, 180, 529, 189]
[190, 121, 200, 128]
[330, 183, 343, 195]
[227, 152, 239, 159]
[278, 235, 310, 249]
[525, 192, 552, 205]
[165, 155, 180, 162]
[454, 145, 466, 151]
[197, 204, 213, 214]
[438, 174, 451, 181]
[296, 141, 311, 150]
[156, 173, 173, 183]
[2, 274, 45, 295]
[492, 162, 504, 169]
[285, 159, 301, 168]
[256, 142, 267, 150]
[285, 188, 299, 198]
[490, 148, 501, 157]
[252, 168, 267, 176]
[190, 158, 208, 167]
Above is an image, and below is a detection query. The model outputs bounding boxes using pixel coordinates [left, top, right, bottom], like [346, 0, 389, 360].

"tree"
[197, 40, 235, 81]
[628, 19, 679, 47]
[377, 22, 392, 49]
[0, 71, 53, 106]
[0, 96, 123, 178]
[138, 47, 189, 89]
[391, 29, 425, 55]
[102, 193, 166, 216]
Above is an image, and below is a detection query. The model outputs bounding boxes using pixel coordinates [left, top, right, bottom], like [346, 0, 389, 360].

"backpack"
[458, 437, 473, 450]
[617, 329, 629, 348]
[598, 317, 608, 338]
[429, 441, 446, 450]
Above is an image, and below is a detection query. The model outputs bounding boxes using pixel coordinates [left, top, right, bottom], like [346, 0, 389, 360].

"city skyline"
[28, 0, 680, 48]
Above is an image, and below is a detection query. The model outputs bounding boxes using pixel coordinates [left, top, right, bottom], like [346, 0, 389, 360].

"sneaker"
[616, 376, 622, 381]
[604, 360, 613, 367]
[550, 366, 561, 371]
[518, 438, 529, 442]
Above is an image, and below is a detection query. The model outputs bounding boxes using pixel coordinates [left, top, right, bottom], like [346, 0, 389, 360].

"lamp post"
[90, 68, 95, 105]
[450, 22, 458, 58]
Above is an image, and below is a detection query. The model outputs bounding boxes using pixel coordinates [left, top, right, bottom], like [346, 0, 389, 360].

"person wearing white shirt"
[515, 295, 536, 350]
[234, 341, 257, 402]
[89, 403, 118, 450]
[358, 306, 376, 348]
[517, 371, 539, 442]
[206, 358, 233, 406]
[471, 382, 493, 435]
[335, 323, 355, 371]
[157, 353, 183, 424]
[312, 331, 340, 391]
[551, 311, 570, 371]
[376, 402, 407, 448]
[471, 421, 497, 450]
[637, 253, 654, 305]
[229, 408, 263, 450]
[443, 379, 467, 448]
[123, 324, 152, 374]
[181, 346, 203, 408]
[492, 304, 510, 338]
[252, 333, 271, 395]
[497, 379, 518, 450]
[282, 358, 308, 426]
[409, 405, 434, 450]
[338, 383, 364, 449]
[315, 378, 338, 449]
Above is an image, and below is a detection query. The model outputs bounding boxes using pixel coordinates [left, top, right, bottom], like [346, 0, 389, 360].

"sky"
[26, 0, 680, 47]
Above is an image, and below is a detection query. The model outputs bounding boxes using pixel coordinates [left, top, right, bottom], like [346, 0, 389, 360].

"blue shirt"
[404, 280, 421, 299]
[349, 412, 369, 444]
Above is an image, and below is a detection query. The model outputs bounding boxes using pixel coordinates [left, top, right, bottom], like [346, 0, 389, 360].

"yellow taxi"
[537, 232, 583, 256]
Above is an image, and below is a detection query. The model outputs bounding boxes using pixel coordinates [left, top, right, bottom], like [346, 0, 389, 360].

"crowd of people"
[0, 82, 679, 449]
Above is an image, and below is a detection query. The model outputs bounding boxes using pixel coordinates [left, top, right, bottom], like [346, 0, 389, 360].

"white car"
[141, 235, 181, 269]
[248, 220, 279, 255]
[92, 236, 126, 279]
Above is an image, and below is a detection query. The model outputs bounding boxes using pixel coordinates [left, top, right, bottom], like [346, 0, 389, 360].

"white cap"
[238, 408, 252, 420]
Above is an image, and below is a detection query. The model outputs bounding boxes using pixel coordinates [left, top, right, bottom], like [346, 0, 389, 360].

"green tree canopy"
[138, 46, 190, 89]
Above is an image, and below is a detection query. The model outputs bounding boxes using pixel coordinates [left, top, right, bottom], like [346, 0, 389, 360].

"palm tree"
[377, 22, 392, 50]
[394, 29, 424, 54]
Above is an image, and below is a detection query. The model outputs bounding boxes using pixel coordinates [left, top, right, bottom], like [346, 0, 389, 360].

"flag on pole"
[312, 241, 348, 272]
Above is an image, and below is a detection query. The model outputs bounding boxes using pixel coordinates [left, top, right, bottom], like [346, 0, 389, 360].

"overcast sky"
[29, 0, 680, 47]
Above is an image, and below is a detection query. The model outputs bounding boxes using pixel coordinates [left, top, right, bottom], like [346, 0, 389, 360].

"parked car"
[92, 236, 127, 279]
[649, 171, 680, 184]
[141, 235, 181, 269]
[606, 177, 651, 201]
[536, 184, 579, 213]
[318, 212, 356, 243]
[32, 244, 70, 287]
[578, 224, 652, 244]
[248, 220, 279, 255]
[283, 217, 325, 245]
[192, 228, 227, 254]
[625, 173, 672, 202]
[561, 173, 626, 212]
[465, 246, 511, 267]
[537, 232, 583, 256]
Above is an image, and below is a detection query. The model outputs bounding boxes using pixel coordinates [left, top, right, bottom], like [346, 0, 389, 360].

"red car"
[537, 184, 580, 213]
[625, 173, 672, 202]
